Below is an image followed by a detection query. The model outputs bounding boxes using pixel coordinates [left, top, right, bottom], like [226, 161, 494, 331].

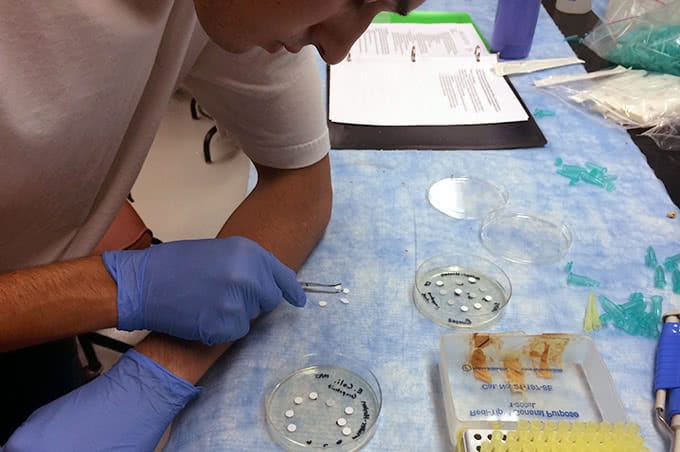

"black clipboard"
[327, 66, 547, 151]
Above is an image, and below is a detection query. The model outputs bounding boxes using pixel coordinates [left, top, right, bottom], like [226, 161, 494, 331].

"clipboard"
[327, 12, 547, 150]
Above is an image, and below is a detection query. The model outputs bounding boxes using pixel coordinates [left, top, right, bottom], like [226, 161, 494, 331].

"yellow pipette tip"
[590, 292, 602, 330]
[584, 293, 594, 332]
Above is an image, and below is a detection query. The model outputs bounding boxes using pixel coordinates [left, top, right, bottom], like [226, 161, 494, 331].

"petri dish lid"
[479, 211, 572, 264]
[428, 177, 508, 220]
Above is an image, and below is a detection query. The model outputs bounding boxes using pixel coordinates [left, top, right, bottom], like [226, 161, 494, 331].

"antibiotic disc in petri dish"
[414, 254, 512, 328]
[266, 361, 381, 451]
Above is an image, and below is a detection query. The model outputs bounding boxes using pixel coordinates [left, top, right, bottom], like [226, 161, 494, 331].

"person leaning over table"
[0, 0, 424, 450]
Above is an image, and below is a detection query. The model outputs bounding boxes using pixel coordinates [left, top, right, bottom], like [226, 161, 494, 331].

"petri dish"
[413, 254, 512, 328]
[427, 177, 508, 220]
[266, 354, 382, 451]
[479, 211, 572, 264]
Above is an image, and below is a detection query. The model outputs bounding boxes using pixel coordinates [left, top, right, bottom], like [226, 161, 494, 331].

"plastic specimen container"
[439, 332, 627, 450]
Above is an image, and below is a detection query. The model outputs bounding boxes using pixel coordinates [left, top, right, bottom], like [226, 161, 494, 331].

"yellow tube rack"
[478, 421, 648, 452]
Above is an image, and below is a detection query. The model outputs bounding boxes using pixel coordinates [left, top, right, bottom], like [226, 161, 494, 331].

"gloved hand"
[102, 236, 306, 345]
[3, 350, 199, 452]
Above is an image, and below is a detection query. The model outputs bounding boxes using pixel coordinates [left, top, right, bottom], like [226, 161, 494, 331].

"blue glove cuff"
[102, 250, 148, 332]
[120, 349, 201, 405]
[3, 350, 200, 451]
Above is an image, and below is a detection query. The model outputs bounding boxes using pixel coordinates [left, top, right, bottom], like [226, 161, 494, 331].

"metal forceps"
[655, 310, 680, 451]
[299, 281, 344, 294]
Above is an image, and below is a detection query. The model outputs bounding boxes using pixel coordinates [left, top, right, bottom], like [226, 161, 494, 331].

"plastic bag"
[604, 0, 667, 23]
[584, 1, 680, 76]
[494, 57, 584, 76]
[539, 68, 680, 129]
[642, 118, 680, 150]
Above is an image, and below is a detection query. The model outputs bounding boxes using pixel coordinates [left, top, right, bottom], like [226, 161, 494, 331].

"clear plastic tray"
[265, 354, 382, 451]
[479, 211, 572, 264]
[414, 254, 512, 328]
[428, 177, 508, 220]
[439, 332, 627, 450]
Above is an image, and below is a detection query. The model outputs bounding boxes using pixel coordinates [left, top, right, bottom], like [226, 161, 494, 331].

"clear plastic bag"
[584, 0, 680, 76]
[642, 118, 680, 151]
[567, 70, 678, 128]
[604, 0, 668, 23]
[539, 68, 680, 128]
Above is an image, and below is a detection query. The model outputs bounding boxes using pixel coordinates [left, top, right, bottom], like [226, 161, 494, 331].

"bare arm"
[0, 154, 331, 363]
[136, 155, 333, 383]
[0, 256, 117, 352]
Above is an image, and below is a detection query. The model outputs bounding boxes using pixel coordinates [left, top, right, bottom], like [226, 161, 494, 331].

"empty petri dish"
[428, 177, 508, 220]
[266, 354, 382, 451]
[413, 254, 512, 328]
[480, 211, 572, 264]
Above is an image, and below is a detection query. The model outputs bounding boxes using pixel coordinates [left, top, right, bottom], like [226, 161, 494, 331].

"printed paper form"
[349, 23, 489, 59]
[329, 58, 529, 126]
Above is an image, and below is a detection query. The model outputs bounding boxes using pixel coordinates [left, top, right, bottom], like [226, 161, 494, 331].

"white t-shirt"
[0, 1, 330, 273]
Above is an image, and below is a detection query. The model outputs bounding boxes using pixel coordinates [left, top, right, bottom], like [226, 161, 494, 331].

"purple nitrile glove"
[3, 350, 199, 451]
[102, 236, 306, 345]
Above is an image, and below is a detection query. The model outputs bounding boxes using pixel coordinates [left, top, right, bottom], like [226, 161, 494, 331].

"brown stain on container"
[468, 333, 500, 384]
[467, 334, 571, 387]
[537, 345, 552, 378]
[527, 335, 570, 379]
[470, 348, 492, 383]
[503, 356, 524, 392]
[473, 333, 492, 349]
